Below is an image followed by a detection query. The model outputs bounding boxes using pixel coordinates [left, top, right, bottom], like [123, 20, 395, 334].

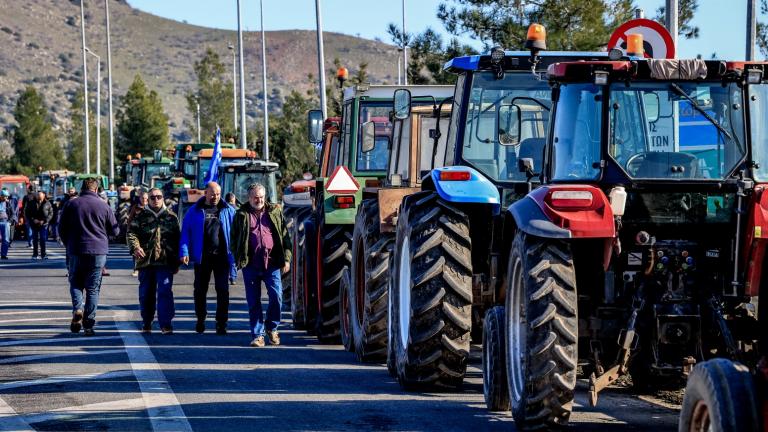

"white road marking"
[0, 325, 117, 334]
[0, 310, 69, 316]
[0, 349, 126, 364]
[0, 335, 121, 347]
[20, 397, 146, 425]
[115, 310, 192, 432]
[0, 396, 34, 432]
[0, 370, 135, 391]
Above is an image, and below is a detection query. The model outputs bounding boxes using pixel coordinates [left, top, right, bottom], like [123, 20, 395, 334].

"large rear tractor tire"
[506, 233, 578, 429]
[340, 268, 354, 352]
[389, 191, 472, 389]
[315, 223, 352, 343]
[678, 358, 759, 432]
[349, 199, 393, 362]
[292, 215, 317, 332]
[483, 305, 510, 412]
[282, 206, 311, 310]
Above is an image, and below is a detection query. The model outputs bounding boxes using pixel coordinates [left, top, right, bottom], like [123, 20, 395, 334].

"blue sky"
[127, 0, 760, 60]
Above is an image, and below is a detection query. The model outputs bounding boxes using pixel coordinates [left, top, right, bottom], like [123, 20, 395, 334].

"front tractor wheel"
[506, 233, 578, 429]
[678, 358, 759, 432]
[389, 191, 472, 389]
[349, 199, 393, 362]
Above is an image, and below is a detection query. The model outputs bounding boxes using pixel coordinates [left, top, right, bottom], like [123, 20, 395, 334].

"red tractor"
[498, 52, 766, 429]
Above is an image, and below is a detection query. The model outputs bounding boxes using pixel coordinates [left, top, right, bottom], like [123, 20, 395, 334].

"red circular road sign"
[608, 18, 675, 59]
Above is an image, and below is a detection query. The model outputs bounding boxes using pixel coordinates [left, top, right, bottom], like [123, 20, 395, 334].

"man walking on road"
[0, 189, 17, 260]
[231, 183, 291, 347]
[127, 188, 181, 335]
[25, 191, 53, 260]
[59, 178, 119, 336]
[180, 181, 236, 335]
[21, 185, 36, 248]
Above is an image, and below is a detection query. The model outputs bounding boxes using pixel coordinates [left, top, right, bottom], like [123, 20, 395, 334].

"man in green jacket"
[127, 188, 181, 335]
[230, 183, 291, 347]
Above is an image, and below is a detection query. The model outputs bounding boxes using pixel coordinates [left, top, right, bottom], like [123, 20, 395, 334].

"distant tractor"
[0, 174, 31, 240]
[116, 151, 174, 239]
[341, 92, 453, 361]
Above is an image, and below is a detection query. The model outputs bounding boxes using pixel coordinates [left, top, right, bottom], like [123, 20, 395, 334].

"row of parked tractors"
[280, 25, 768, 431]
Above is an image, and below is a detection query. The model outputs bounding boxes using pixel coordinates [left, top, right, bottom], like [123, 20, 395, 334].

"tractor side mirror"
[393, 88, 412, 120]
[307, 110, 324, 144]
[518, 157, 534, 173]
[361, 121, 376, 153]
[498, 104, 521, 146]
[642, 93, 660, 123]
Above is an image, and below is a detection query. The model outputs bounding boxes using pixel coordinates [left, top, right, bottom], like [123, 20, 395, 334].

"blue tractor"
[386, 26, 609, 397]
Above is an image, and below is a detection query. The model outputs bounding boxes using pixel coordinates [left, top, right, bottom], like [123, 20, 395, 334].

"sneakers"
[250, 336, 265, 347]
[195, 320, 205, 334]
[131, 270, 138, 277]
[70, 310, 83, 333]
[41, 255, 48, 260]
[141, 322, 152, 334]
[31, 255, 39, 260]
[216, 324, 227, 336]
[161, 327, 173, 335]
[0, 256, 7, 260]
[266, 330, 280, 345]
[84, 328, 95, 337]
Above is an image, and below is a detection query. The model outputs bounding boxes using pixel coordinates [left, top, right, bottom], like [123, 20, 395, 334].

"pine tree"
[269, 90, 318, 191]
[11, 86, 62, 175]
[186, 48, 235, 142]
[116, 74, 170, 160]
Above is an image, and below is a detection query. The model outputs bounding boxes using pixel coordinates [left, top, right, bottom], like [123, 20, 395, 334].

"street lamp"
[314, 0, 327, 120]
[196, 97, 201, 143]
[85, 47, 101, 176]
[228, 43, 238, 134]
[236, 0, 247, 149]
[260, 0, 269, 160]
[104, 0, 115, 186]
[79, 0, 90, 173]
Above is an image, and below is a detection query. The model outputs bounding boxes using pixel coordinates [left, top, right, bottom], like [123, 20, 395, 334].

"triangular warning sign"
[326, 166, 360, 194]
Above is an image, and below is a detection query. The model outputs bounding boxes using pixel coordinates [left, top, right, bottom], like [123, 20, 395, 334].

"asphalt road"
[0, 239, 681, 431]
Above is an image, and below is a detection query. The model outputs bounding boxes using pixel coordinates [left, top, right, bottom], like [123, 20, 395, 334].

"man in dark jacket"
[21, 185, 36, 248]
[180, 181, 236, 335]
[230, 183, 291, 347]
[0, 189, 17, 259]
[59, 178, 119, 336]
[127, 188, 181, 335]
[25, 191, 53, 259]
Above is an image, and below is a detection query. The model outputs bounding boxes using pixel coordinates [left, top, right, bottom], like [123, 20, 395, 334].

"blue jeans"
[0, 221, 9, 257]
[242, 266, 282, 338]
[138, 266, 176, 328]
[25, 224, 32, 247]
[68, 254, 107, 329]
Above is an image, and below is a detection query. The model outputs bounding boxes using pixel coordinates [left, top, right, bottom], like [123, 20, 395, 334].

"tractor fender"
[429, 166, 501, 216]
[508, 185, 615, 239]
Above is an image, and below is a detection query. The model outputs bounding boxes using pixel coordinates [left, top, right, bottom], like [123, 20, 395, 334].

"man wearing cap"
[25, 191, 53, 260]
[0, 189, 17, 260]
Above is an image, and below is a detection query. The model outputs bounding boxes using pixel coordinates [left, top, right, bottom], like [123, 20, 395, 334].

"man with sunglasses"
[127, 188, 181, 335]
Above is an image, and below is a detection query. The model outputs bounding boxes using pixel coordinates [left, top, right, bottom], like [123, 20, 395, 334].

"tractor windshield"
[461, 72, 550, 182]
[748, 84, 768, 182]
[552, 81, 746, 181]
[220, 171, 277, 205]
[1, 181, 26, 198]
[356, 102, 392, 172]
[143, 164, 171, 183]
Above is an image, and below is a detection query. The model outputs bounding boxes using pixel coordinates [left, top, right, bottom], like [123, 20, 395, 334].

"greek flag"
[204, 127, 222, 185]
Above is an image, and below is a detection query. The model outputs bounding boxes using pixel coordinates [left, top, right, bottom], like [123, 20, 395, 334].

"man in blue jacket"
[0, 189, 17, 260]
[59, 178, 119, 336]
[180, 181, 236, 335]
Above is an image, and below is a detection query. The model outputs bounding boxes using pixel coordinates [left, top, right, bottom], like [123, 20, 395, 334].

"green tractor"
[115, 150, 174, 240]
[298, 84, 453, 343]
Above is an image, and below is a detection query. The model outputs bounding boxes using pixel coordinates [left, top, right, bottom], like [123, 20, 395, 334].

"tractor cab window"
[551, 84, 603, 180]
[609, 82, 745, 180]
[356, 102, 392, 172]
[749, 84, 768, 182]
[389, 117, 411, 181]
[461, 72, 550, 182]
[144, 164, 171, 181]
[221, 171, 277, 205]
[419, 115, 450, 174]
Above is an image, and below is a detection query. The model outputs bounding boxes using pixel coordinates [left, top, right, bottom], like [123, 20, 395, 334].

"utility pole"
[105, 0, 114, 185]
[402, 0, 408, 85]
[196, 101, 201, 143]
[80, 0, 90, 173]
[228, 43, 238, 133]
[314, 0, 327, 120]
[665, 0, 678, 58]
[747, 0, 757, 61]
[86, 48, 101, 176]
[236, 0, 247, 149]
[260, 0, 269, 161]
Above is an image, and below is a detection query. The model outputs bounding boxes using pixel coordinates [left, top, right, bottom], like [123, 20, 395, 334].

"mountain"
[0, 0, 402, 156]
